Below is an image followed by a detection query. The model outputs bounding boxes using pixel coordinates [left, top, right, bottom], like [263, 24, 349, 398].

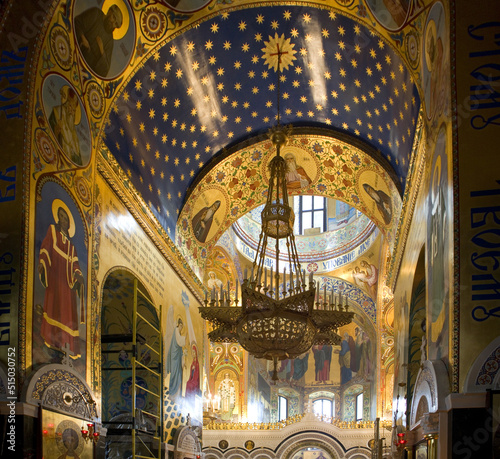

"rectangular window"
[296, 196, 327, 235]
[356, 392, 363, 421]
[278, 395, 288, 421]
[313, 399, 334, 418]
[302, 195, 313, 210]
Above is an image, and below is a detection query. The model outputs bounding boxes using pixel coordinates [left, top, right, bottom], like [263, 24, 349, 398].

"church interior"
[0, 0, 499, 458]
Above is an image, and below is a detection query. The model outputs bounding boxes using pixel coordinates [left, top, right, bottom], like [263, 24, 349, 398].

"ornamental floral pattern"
[178, 134, 401, 277]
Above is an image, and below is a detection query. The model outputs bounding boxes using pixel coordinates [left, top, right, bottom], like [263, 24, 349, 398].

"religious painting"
[426, 125, 449, 364]
[264, 145, 317, 192]
[190, 188, 227, 244]
[164, 291, 201, 416]
[282, 145, 317, 191]
[423, 2, 447, 120]
[73, 0, 135, 79]
[216, 370, 238, 422]
[335, 324, 374, 385]
[357, 170, 393, 227]
[247, 356, 270, 423]
[270, 352, 309, 385]
[351, 259, 378, 298]
[42, 74, 91, 167]
[163, 0, 211, 12]
[312, 345, 334, 384]
[203, 245, 239, 301]
[204, 267, 236, 301]
[415, 441, 428, 459]
[41, 409, 93, 459]
[365, 0, 412, 30]
[205, 270, 226, 293]
[33, 181, 88, 375]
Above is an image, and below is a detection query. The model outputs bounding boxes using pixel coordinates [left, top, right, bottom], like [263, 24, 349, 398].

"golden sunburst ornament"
[261, 33, 297, 72]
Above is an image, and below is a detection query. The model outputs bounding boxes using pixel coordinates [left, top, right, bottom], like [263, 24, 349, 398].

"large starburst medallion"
[261, 33, 297, 72]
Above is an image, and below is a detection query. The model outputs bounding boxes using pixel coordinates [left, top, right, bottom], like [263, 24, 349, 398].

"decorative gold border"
[386, 111, 426, 290]
[97, 145, 204, 301]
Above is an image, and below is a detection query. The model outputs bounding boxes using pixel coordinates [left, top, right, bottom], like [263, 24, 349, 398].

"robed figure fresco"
[363, 183, 392, 225]
[165, 310, 187, 400]
[352, 260, 378, 298]
[218, 373, 236, 421]
[185, 343, 200, 400]
[38, 200, 85, 357]
[313, 344, 333, 383]
[284, 152, 312, 190]
[192, 200, 221, 243]
[57, 428, 81, 459]
[336, 332, 354, 385]
[49, 85, 82, 165]
[272, 353, 309, 383]
[207, 271, 223, 290]
[74, 4, 123, 77]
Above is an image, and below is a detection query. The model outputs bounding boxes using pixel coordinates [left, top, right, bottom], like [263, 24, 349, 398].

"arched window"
[294, 196, 327, 234]
[356, 392, 364, 421]
[313, 398, 334, 418]
[278, 395, 288, 421]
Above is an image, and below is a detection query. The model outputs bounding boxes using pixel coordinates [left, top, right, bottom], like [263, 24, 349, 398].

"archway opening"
[101, 269, 162, 458]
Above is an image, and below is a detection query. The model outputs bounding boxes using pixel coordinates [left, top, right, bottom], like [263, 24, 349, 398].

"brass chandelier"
[199, 55, 355, 380]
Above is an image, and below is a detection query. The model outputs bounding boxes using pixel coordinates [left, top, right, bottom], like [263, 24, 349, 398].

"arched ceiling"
[104, 2, 420, 239]
[177, 131, 402, 277]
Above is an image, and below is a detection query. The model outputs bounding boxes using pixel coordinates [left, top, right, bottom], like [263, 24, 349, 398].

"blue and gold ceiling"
[104, 3, 420, 238]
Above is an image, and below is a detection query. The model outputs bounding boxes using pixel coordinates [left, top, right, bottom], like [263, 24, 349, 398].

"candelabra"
[199, 52, 354, 379]
[81, 422, 100, 444]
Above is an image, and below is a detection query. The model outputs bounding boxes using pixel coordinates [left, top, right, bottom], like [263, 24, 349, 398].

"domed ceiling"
[233, 201, 378, 273]
[104, 2, 420, 239]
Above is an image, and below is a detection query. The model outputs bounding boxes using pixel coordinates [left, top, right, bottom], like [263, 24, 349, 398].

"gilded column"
[425, 434, 438, 459]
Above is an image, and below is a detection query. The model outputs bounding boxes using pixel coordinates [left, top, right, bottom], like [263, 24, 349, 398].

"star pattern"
[105, 5, 419, 238]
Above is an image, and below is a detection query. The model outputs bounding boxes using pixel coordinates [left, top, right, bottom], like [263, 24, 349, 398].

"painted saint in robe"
[363, 183, 392, 225]
[57, 428, 81, 459]
[74, 4, 123, 77]
[284, 152, 312, 190]
[48, 85, 82, 165]
[38, 200, 85, 357]
[335, 332, 354, 385]
[207, 271, 223, 291]
[218, 373, 236, 420]
[192, 200, 221, 243]
[166, 317, 187, 400]
[185, 343, 200, 400]
[313, 345, 333, 383]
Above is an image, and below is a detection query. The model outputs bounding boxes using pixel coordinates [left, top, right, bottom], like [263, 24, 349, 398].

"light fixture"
[81, 422, 100, 444]
[199, 52, 354, 379]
